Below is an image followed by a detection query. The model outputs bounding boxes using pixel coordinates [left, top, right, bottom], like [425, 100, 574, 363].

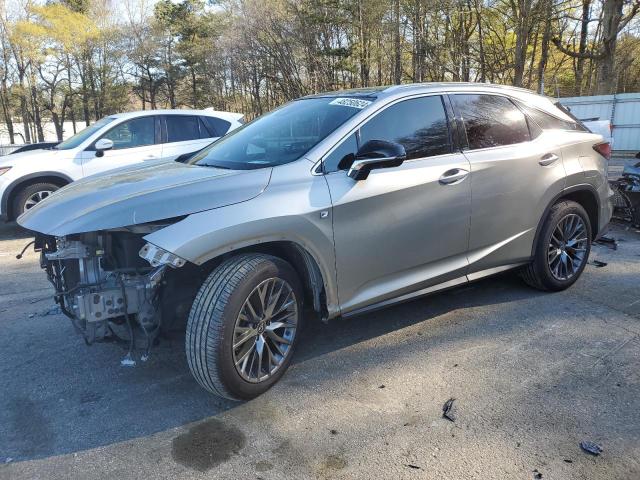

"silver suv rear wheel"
[547, 213, 589, 281]
[521, 200, 592, 291]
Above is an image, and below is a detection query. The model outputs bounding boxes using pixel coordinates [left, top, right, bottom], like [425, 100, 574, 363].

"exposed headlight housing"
[0, 166, 12, 176]
[139, 242, 186, 268]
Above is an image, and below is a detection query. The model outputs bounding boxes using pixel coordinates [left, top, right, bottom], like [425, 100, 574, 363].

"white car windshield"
[188, 96, 374, 170]
[54, 117, 116, 150]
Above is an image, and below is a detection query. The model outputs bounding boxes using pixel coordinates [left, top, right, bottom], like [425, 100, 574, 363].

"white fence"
[559, 93, 640, 153]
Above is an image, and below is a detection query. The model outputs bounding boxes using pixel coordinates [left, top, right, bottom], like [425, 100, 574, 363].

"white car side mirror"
[94, 138, 113, 157]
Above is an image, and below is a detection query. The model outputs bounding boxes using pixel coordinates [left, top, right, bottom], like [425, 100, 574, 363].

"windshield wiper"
[200, 163, 233, 170]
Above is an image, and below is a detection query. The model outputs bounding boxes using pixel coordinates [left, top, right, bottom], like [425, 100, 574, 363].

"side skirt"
[342, 262, 528, 319]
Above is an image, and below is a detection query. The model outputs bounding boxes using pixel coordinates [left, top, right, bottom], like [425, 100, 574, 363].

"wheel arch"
[2, 172, 73, 220]
[198, 240, 329, 321]
[531, 184, 600, 257]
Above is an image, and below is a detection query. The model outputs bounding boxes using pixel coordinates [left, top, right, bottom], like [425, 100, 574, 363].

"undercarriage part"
[37, 231, 184, 358]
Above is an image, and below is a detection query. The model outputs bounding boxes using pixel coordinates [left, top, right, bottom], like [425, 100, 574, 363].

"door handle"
[439, 168, 469, 185]
[539, 153, 559, 166]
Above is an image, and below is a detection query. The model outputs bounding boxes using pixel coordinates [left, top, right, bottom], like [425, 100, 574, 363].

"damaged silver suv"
[19, 83, 613, 400]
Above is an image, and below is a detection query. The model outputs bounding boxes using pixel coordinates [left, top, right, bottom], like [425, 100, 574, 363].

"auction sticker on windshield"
[329, 98, 372, 109]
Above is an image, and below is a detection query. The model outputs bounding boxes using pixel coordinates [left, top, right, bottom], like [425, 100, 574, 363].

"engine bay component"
[139, 242, 186, 268]
[38, 232, 183, 350]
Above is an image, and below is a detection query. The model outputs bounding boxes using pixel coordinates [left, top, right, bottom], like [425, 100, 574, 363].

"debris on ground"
[29, 295, 51, 304]
[563, 459, 573, 463]
[588, 260, 608, 267]
[442, 397, 456, 422]
[580, 441, 603, 456]
[329, 429, 338, 435]
[40, 305, 61, 316]
[27, 305, 62, 318]
[4, 458, 13, 464]
[120, 353, 136, 367]
[404, 464, 421, 470]
[595, 235, 618, 250]
[533, 469, 543, 479]
[378, 384, 385, 389]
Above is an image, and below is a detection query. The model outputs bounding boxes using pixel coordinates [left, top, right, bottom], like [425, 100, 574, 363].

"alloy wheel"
[232, 277, 298, 383]
[547, 213, 588, 281]
[23, 190, 53, 212]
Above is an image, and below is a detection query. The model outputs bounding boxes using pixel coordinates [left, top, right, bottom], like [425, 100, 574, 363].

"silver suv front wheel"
[186, 253, 303, 400]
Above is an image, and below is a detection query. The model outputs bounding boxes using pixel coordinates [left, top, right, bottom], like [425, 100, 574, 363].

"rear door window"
[166, 115, 200, 143]
[451, 94, 530, 149]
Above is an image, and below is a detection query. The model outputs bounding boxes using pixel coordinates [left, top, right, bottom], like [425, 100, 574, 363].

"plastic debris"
[588, 260, 608, 267]
[120, 353, 136, 367]
[533, 469, 543, 479]
[580, 441, 603, 456]
[442, 397, 456, 422]
[595, 235, 617, 250]
[5, 458, 13, 464]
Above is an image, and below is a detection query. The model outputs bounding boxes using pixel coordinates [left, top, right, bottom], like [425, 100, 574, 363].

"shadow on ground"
[1, 265, 540, 462]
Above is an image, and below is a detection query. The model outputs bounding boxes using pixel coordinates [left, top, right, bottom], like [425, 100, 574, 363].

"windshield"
[55, 117, 116, 150]
[188, 96, 374, 169]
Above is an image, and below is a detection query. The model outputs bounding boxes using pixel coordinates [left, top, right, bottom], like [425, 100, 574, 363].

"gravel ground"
[0, 221, 639, 480]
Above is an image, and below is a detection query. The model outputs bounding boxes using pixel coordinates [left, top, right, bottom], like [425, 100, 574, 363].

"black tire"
[521, 200, 592, 291]
[186, 253, 304, 400]
[12, 182, 60, 218]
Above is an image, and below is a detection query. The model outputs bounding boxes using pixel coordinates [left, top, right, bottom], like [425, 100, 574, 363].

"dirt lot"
[0, 221, 639, 480]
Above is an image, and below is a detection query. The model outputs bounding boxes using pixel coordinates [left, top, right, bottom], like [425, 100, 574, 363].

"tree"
[553, 0, 640, 94]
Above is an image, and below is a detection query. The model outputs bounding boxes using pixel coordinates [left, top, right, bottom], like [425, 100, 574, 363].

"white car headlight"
[139, 242, 186, 268]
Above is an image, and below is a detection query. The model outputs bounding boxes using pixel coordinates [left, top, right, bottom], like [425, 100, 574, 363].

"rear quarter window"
[516, 101, 587, 132]
[202, 116, 232, 137]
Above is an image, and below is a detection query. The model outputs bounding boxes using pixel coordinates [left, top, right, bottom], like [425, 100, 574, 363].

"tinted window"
[202, 116, 232, 137]
[451, 94, 530, 149]
[360, 96, 451, 161]
[517, 101, 586, 132]
[166, 115, 200, 142]
[56, 117, 115, 150]
[323, 133, 358, 172]
[553, 103, 588, 131]
[189, 97, 369, 170]
[101, 116, 155, 150]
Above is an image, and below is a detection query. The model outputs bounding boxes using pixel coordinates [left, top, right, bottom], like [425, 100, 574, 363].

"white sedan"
[0, 109, 243, 220]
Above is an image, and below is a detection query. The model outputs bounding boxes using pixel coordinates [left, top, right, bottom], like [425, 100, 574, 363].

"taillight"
[593, 142, 611, 160]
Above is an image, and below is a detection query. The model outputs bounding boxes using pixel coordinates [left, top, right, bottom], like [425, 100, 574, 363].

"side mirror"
[347, 140, 406, 181]
[94, 138, 113, 157]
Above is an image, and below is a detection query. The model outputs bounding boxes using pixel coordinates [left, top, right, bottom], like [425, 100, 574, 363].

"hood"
[18, 161, 272, 236]
[0, 148, 60, 166]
